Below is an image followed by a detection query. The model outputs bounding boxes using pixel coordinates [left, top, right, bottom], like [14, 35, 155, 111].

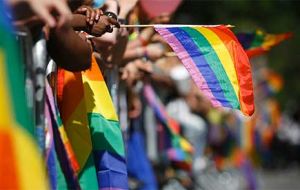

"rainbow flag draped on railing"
[143, 84, 193, 169]
[82, 56, 128, 189]
[155, 25, 255, 116]
[57, 56, 127, 189]
[0, 1, 48, 189]
[45, 80, 81, 189]
[237, 30, 292, 58]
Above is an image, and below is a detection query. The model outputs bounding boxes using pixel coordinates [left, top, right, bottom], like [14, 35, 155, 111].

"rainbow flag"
[57, 68, 99, 189]
[57, 69, 93, 173]
[155, 25, 255, 116]
[237, 30, 292, 58]
[82, 56, 127, 189]
[143, 84, 193, 168]
[58, 56, 127, 189]
[45, 80, 81, 189]
[0, 1, 48, 189]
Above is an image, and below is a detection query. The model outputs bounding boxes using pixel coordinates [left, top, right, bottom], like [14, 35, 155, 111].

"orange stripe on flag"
[210, 26, 255, 116]
[58, 70, 85, 122]
[0, 129, 20, 189]
[83, 56, 104, 81]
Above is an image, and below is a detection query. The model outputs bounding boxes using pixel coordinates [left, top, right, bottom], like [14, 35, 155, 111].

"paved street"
[257, 167, 300, 190]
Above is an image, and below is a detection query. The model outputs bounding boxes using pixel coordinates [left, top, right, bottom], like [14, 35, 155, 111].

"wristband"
[104, 11, 118, 21]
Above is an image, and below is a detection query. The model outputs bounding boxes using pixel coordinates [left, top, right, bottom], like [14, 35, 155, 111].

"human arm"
[47, 24, 92, 71]
[123, 43, 165, 63]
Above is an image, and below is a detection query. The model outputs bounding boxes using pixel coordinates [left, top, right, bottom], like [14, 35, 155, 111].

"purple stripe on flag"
[167, 148, 186, 161]
[155, 27, 221, 107]
[45, 102, 57, 189]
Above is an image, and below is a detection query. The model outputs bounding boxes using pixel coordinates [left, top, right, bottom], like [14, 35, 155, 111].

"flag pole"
[86, 24, 234, 39]
[119, 24, 235, 28]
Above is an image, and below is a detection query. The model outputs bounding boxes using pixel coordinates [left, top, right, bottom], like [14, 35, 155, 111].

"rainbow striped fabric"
[45, 80, 81, 189]
[237, 30, 292, 58]
[82, 56, 128, 189]
[0, 1, 48, 189]
[155, 25, 255, 116]
[57, 69, 93, 173]
[57, 68, 99, 190]
[57, 56, 127, 189]
[143, 84, 193, 168]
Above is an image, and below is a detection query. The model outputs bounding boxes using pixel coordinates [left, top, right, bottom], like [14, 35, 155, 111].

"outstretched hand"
[27, 0, 72, 28]
[8, 0, 72, 28]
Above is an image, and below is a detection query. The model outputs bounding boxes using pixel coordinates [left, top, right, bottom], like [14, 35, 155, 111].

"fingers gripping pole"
[85, 24, 234, 39]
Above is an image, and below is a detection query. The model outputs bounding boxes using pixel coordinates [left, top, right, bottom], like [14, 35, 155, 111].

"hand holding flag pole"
[86, 24, 234, 38]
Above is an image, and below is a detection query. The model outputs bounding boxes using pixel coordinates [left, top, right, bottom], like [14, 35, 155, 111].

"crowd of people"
[1, 0, 299, 190]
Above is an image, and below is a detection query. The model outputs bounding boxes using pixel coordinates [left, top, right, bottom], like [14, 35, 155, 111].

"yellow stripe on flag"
[65, 99, 93, 171]
[0, 51, 14, 125]
[195, 27, 240, 99]
[82, 57, 118, 121]
[82, 79, 119, 121]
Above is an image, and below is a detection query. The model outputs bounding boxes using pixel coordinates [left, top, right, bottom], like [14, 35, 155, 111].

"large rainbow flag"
[155, 25, 255, 116]
[57, 56, 127, 189]
[83, 56, 128, 189]
[0, 1, 48, 189]
[45, 80, 81, 189]
[237, 30, 292, 58]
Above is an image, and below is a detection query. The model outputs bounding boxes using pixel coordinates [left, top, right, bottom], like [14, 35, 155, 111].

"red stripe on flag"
[210, 26, 255, 116]
[57, 69, 85, 122]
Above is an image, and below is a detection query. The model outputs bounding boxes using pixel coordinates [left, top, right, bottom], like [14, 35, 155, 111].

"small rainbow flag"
[237, 30, 292, 58]
[155, 25, 255, 116]
[143, 84, 193, 168]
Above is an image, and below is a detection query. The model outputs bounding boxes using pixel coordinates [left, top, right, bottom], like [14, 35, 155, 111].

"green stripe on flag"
[0, 27, 34, 135]
[88, 113, 125, 156]
[78, 153, 98, 190]
[182, 27, 240, 109]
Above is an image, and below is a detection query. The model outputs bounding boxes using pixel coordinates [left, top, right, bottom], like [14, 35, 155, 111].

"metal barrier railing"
[16, 29, 47, 155]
